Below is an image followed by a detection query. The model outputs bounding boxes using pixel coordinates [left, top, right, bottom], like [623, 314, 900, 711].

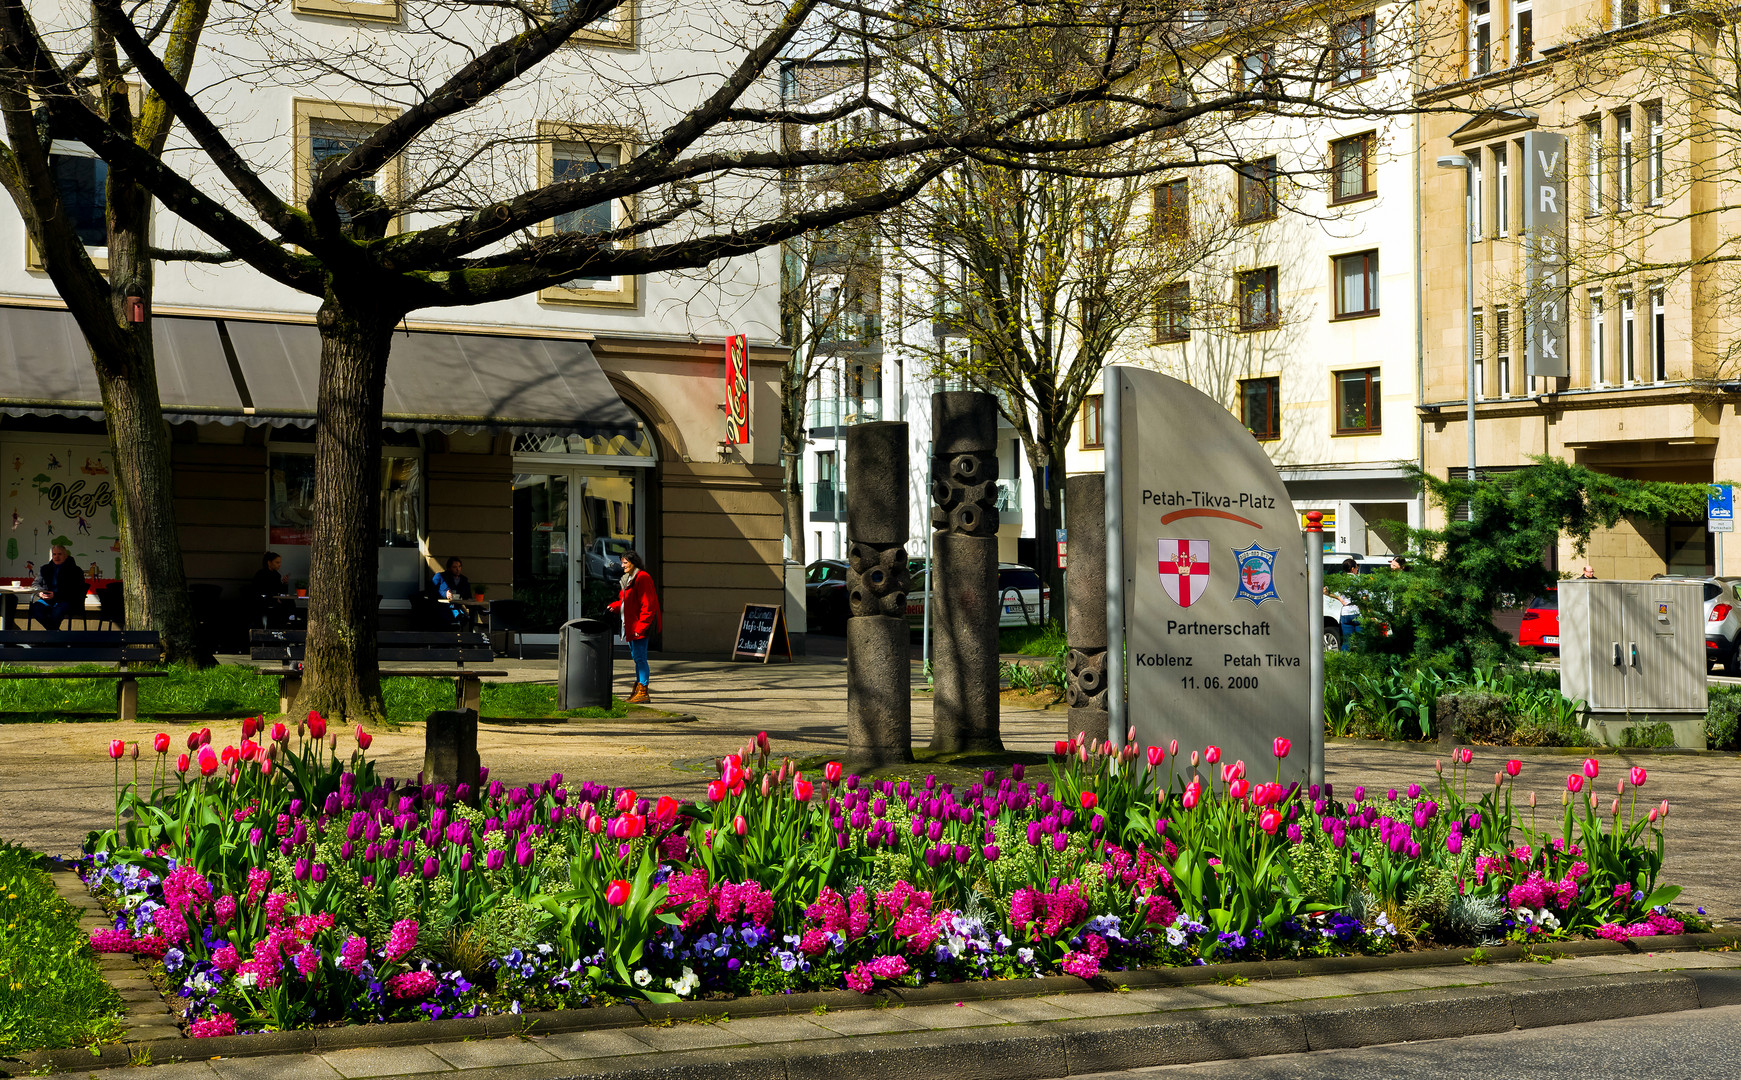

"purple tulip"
[289, 799, 303, 817]
[312, 863, 328, 884]
[1026, 821, 1043, 846]
[1012, 763, 1026, 780]
[516, 838, 534, 867]
[1446, 831, 1463, 855]
[927, 820, 944, 842]
[1286, 822, 1303, 844]
[982, 844, 1000, 861]
[341, 841, 353, 861]
[1089, 813, 1105, 835]
[293, 858, 310, 881]
[1353, 786, 1365, 801]
[460, 851, 473, 872]
[1406, 783, 1422, 799]
[292, 820, 308, 846]
[249, 828, 262, 846]
[486, 849, 504, 871]
[1052, 832, 1069, 853]
[422, 856, 439, 878]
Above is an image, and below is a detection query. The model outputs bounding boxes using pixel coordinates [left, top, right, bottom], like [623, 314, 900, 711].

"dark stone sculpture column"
[845, 421, 914, 766]
[425, 709, 481, 793]
[1065, 472, 1109, 746]
[929, 391, 1002, 753]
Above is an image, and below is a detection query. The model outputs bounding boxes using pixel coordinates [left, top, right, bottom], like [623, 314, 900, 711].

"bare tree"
[0, 0, 1472, 718]
[0, 0, 208, 660]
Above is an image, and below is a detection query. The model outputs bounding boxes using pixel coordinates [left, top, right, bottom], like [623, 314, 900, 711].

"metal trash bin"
[558, 617, 615, 709]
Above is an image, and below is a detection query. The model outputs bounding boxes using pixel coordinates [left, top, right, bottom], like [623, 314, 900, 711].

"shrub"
[1435, 692, 1511, 744]
[1707, 688, 1741, 751]
[1619, 721, 1676, 749]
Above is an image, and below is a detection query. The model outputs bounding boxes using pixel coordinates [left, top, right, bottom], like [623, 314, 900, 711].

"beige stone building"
[1418, 0, 1737, 578]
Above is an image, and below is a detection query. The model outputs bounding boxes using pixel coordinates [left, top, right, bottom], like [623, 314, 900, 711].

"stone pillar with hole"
[929, 391, 1002, 754]
[845, 421, 914, 766]
[1065, 472, 1109, 745]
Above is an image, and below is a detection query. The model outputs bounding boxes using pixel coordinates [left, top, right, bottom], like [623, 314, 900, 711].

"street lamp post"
[1436, 154, 1477, 485]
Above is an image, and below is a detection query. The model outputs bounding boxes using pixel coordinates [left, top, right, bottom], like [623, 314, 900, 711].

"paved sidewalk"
[57, 951, 1741, 1080]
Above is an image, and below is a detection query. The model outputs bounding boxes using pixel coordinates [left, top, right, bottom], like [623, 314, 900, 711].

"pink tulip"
[1630, 766, 1647, 788]
[1610, 798, 1620, 816]
[153, 732, 170, 754]
[270, 722, 288, 743]
[760, 774, 772, 797]
[197, 746, 218, 776]
[1566, 774, 1584, 794]
[1190, 751, 1200, 767]
[733, 814, 747, 836]
[614, 788, 637, 813]
[107, 739, 125, 760]
[176, 752, 190, 773]
[793, 777, 813, 802]
[1505, 759, 1522, 777]
[1169, 739, 1179, 757]
[1583, 758, 1599, 779]
[1205, 745, 1221, 765]
[1272, 737, 1291, 760]
[1660, 799, 1670, 818]
[1529, 790, 1536, 807]
[824, 761, 843, 784]
[1146, 745, 1165, 768]
[1227, 779, 1250, 801]
[605, 879, 632, 906]
[1648, 807, 1660, 823]
[1257, 808, 1282, 835]
[707, 779, 727, 802]
[1182, 783, 1201, 810]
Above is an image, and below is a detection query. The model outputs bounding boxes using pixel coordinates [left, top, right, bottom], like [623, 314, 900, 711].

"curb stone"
[9, 930, 1740, 1077]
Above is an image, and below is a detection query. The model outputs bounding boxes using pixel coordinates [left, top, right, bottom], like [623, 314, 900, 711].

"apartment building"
[1419, 0, 1733, 577]
[1066, 1, 1426, 559]
[0, 1, 786, 651]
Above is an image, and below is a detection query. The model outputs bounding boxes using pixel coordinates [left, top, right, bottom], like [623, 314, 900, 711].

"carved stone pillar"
[929, 391, 1002, 753]
[1065, 472, 1109, 745]
[845, 421, 914, 766]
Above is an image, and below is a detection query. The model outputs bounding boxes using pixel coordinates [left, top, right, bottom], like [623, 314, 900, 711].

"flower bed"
[83, 720, 1696, 1036]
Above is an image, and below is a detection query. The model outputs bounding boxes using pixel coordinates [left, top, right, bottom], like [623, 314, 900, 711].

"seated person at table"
[431, 557, 475, 625]
[248, 551, 295, 628]
[31, 545, 86, 632]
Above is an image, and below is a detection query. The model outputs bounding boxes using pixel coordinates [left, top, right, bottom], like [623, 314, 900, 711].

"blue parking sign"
[1710, 485, 1734, 534]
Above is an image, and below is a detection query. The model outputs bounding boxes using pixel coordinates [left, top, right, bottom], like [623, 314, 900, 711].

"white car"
[1654, 575, 1741, 675]
[904, 562, 1051, 629]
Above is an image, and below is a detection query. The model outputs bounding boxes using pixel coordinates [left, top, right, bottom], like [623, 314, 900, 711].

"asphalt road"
[1069, 1004, 1741, 1079]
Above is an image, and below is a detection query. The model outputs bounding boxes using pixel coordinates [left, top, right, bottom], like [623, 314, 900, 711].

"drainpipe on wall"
[1412, 75, 1428, 536]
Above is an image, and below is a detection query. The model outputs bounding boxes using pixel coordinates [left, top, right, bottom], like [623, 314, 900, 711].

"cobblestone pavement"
[1, 654, 1734, 919]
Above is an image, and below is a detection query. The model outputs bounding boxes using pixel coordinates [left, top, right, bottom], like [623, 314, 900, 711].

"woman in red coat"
[607, 549, 661, 703]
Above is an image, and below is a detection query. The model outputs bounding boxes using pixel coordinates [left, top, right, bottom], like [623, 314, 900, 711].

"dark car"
[1517, 589, 1560, 652]
[805, 559, 850, 635]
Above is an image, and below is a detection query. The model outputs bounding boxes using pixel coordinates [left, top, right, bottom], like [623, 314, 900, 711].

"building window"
[1588, 290, 1606, 386]
[1081, 395, 1105, 449]
[1495, 306, 1512, 398]
[1494, 143, 1509, 236]
[1512, 0, 1533, 62]
[293, 100, 402, 236]
[1329, 133, 1375, 203]
[48, 141, 106, 248]
[1237, 50, 1278, 94]
[548, 0, 636, 47]
[1647, 104, 1664, 204]
[539, 125, 637, 306]
[1237, 267, 1279, 329]
[1616, 108, 1633, 209]
[1651, 286, 1666, 380]
[1470, 0, 1491, 75]
[1471, 151, 1484, 239]
[1333, 15, 1375, 83]
[1336, 368, 1381, 433]
[1156, 282, 1190, 341]
[1621, 288, 1637, 383]
[1473, 310, 1486, 399]
[1614, 0, 1641, 27]
[1236, 157, 1278, 223]
[1333, 250, 1379, 317]
[1586, 118, 1604, 214]
[1154, 178, 1188, 240]
[1240, 377, 1281, 440]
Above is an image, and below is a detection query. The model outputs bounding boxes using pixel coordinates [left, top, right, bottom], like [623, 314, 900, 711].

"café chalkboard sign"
[732, 603, 792, 663]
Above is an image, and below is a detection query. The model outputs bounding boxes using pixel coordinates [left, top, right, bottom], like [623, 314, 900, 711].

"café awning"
[0, 306, 639, 438]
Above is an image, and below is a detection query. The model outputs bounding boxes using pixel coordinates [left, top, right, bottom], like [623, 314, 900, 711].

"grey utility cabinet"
[1559, 579, 1707, 714]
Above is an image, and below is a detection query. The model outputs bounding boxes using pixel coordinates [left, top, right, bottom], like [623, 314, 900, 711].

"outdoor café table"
[0, 584, 100, 630]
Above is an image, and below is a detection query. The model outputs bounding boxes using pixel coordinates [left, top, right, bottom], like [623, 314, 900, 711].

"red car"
[1517, 589, 1560, 651]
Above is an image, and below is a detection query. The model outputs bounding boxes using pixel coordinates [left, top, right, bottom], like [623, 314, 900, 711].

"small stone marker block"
[424, 709, 481, 792]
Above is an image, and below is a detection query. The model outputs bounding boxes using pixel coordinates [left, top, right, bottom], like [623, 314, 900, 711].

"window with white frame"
[1586, 118, 1604, 214]
[1495, 306, 1512, 398]
[541, 127, 636, 305]
[1471, 151, 1485, 240]
[1588, 291, 1606, 386]
[1616, 108, 1633, 210]
[1512, 0, 1533, 62]
[1614, 0, 1641, 26]
[1470, 0, 1492, 74]
[1647, 104, 1664, 204]
[1494, 144, 1509, 236]
[1473, 310, 1486, 400]
[1621, 289, 1637, 383]
[1651, 286, 1666, 381]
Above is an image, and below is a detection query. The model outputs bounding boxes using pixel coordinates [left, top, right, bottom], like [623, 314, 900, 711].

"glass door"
[511, 472, 573, 634]
[512, 465, 644, 636]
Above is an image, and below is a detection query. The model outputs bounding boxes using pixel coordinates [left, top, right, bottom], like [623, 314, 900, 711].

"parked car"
[584, 537, 635, 582]
[1320, 553, 1395, 651]
[1516, 589, 1560, 652]
[804, 559, 850, 635]
[1651, 575, 1741, 674]
[903, 561, 1051, 629]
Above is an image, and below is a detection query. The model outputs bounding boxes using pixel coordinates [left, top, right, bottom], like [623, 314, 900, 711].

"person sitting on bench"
[248, 551, 296, 629]
[431, 557, 477, 626]
[31, 544, 86, 632]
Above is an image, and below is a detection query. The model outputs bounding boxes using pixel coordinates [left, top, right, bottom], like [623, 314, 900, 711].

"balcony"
[810, 481, 846, 522]
[995, 478, 1022, 520]
[806, 392, 884, 433]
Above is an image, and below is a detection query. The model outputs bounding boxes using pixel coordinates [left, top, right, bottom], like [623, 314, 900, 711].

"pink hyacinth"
[845, 954, 910, 992]
[189, 1013, 237, 1039]
[295, 947, 321, 978]
[213, 895, 237, 926]
[338, 935, 369, 974]
[384, 918, 419, 962]
[212, 945, 241, 971]
[89, 927, 135, 953]
[386, 970, 440, 999]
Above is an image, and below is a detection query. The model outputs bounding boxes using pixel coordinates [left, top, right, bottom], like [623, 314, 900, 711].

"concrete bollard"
[424, 709, 481, 793]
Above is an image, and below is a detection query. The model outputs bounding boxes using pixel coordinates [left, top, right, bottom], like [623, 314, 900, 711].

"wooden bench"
[250, 629, 503, 713]
[0, 630, 167, 721]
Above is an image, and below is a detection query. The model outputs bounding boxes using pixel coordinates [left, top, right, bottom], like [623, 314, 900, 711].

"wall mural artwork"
[1, 437, 121, 582]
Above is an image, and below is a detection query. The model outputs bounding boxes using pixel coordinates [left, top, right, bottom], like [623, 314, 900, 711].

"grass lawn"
[0, 842, 123, 1055]
[0, 664, 629, 724]
[996, 622, 1066, 657]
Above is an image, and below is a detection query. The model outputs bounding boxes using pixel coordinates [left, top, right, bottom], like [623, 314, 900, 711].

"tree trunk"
[79, 169, 199, 662]
[298, 297, 396, 724]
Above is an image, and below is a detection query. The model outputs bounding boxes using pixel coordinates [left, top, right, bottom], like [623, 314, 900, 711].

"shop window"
[1336, 368, 1381, 433]
[268, 450, 420, 548]
[1238, 267, 1279, 329]
[1236, 157, 1277, 223]
[1333, 249, 1379, 317]
[1332, 14, 1375, 83]
[539, 124, 637, 306]
[1329, 133, 1374, 203]
[1240, 377, 1280, 440]
[1156, 282, 1190, 342]
[1081, 394, 1104, 449]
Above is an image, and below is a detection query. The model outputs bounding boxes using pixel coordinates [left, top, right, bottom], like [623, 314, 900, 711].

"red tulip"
[1079, 791, 1098, 810]
[176, 752, 190, 773]
[1204, 745, 1221, 765]
[1182, 781, 1202, 810]
[107, 739, 126, 760]
[1054, 740, 1071, 756]
[1566, 774, 1584, 794]
[1630, 766, 1648, 788]
[242, 715, 259, 739]
[307, 712, 327, 740]
[1583, 757, 1599, 779]
[152, 732, 171, 754]
[199, 727, 212, 747]
[185, 731, 201, 751]
[197, 746, 218, 776]
[1258, 808, 1282, 835]
[1272, 737, 1291, 760]
[824, 761, 843, 784]
[605, 879, 632, 906]
[1228, 778, 1250, 801]
[270, 722, 288, 743]
[756, 730, 770, 753]
[1505, 759, 1522, 777]
[1146, 745, 1165, 768]
[615, 788, 637, 813]
[707, 779, 728, 802]
[652, 796, 680, 826]
[733, 814, 747, 836]
[792, 777, 813, 802]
